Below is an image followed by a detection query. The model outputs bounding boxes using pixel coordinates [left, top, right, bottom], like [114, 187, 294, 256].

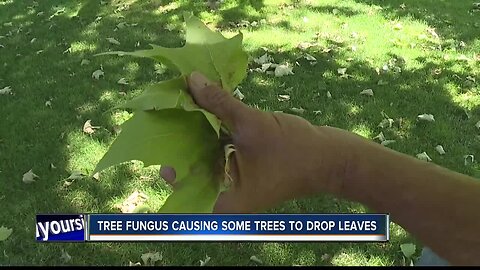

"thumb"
[188, 71, 247, 129]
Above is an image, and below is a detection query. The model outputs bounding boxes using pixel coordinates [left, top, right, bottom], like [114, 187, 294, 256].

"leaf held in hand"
[400, 243, 416, 258]
[95, 14, 248, 213]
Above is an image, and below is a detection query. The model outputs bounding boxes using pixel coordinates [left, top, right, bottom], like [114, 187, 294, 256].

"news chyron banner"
[36, 214, 389, 242]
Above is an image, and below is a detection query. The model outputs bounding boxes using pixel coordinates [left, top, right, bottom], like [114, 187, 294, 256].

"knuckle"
[205, 86, 229, 107]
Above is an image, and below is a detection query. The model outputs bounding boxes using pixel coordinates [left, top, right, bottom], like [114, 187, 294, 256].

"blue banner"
[36, 214, 86, 242]
[87, 214, 389, 242]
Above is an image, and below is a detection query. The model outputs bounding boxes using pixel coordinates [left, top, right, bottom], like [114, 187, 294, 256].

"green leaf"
[400, 243, 416, 258]
[0, 226, 12, 241]
[98, 13, 248, 92]
[95, 110, 218, 180]
[120, 77, 221, 136]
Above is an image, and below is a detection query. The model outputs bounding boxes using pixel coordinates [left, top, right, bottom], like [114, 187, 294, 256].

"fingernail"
[189, 71, 210, 91]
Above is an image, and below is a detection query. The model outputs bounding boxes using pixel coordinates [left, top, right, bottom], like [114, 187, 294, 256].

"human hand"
[161, 72, 351, 213]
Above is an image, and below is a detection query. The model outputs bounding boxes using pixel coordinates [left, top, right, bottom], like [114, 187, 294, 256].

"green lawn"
[1, 0, 479, 266]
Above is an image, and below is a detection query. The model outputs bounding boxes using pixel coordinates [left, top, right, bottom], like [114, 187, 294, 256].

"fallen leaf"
[129, 261, 141, 266]
[337, 68, 347, 75]
[45, 100, 52, 107]
[30, 38, 36, 43]
[278, 94, 290, 101]
[116, 190, 149, 213]
[66, 171, 86, 181]
[290, 107, 305, 114]
[116, 22, 128, 29]
[22, 169, 39, 184]
[92, 69, 104, 80]
[200, 254, 211, 266]
[36, 50, 43, 55]
[326, 91, 332, 98]
[274, 64, 294, 77]
[400, 243, 416, 258]
[80, 59, 90, 66]
[50, 163, 57, 170]
[250, 255, 263, 264]
[373, 132, 385, 142]
[313, 110, 321, 115]
[253, 53, 272, 65]
[92, 172, 100, 181]
[435, 145, 445, 155]
[233, 88, 245, 100]
[297, 42, 314, 50]
[417, 114, 435, 122]
[3, 22, 12, 27]
[320, 253, 331, 261]
[475, 121, 480, 129]
[60, 249, 72, 262]
[0, 226, 12, 241]
[106, 37, 120, 45]
[0, 86, 12, 95]
[378, 118, 394, 128]
[381, 140, 396, 146]
[360, 89, 374, 96]
[464, 155, 474, 166]
[117, 78, 129, 85]
[416, 152, 432, 162]
[83, 120, 100, 134]
[141, 252, 162, 266]
[304, 53, 316, 61]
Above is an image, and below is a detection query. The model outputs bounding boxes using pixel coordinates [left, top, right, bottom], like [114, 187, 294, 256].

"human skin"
[162, 72, 480, 265]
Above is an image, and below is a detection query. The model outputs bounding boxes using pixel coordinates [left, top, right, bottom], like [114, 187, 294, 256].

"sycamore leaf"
[83, 120, 100, 134]
[400, 243, 416, 258]
[0, 226, 12, 241]
[106, 37, 120, 45]
[417, 114, 435, 122]
[233, 88, 245, 100]
[66, 171, 86, 181]
[250, 255, 263, 264]
[116, 191, 149, 213]
[360, 89, 374, 96]
[61, 249, 72, 262]
[141, 252, 162, 266]
[278, 94, 290, 101]
[200, 254, 211, 266]
[22, 169, 39, 184]
[290, 107, 305, 114]
[99, 13, 248, 92]
[119, 77, 221, 136]
[117, 78, 129, 85]
[0, 86, 12, 95]
[275, 64, 294, 77]
[416, 152, 432, 162]
[435, 145, 445, 155]
[464, 155, 474, 166]
[92, 69, 104, 80]
[94, 110, 221, 213]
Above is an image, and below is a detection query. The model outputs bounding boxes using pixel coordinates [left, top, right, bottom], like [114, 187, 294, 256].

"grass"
[0, 0, 479, 266]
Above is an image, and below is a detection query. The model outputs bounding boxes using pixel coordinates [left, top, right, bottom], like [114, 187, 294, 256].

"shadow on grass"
[0, 0, 478, 266]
